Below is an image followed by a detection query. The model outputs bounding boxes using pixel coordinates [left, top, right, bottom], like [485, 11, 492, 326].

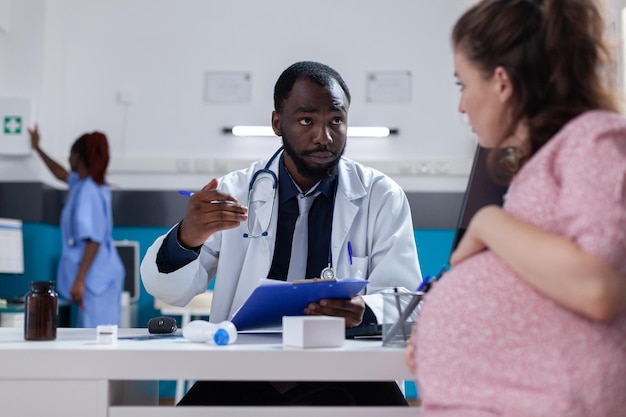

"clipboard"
[231, 279, 369, 330]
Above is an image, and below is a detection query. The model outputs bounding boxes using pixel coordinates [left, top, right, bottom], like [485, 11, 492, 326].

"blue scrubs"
[57, 172, 125, 327]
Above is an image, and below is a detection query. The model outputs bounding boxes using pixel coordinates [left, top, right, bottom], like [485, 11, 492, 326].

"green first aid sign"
[4, 116, 23, 134]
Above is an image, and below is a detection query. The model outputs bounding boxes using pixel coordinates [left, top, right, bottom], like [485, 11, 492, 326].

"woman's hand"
[73, 240, 100, 310]
[449, 205, 501, 266]
[28, 124, 40, 151]
[450, 205, 626, 321]
[404, 329, 417, 373]
[70, 277, 85, 309]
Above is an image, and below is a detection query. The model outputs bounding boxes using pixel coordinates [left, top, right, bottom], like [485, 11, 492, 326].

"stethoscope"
[243, 147, 281, 239]
[244, 147, 337, 280]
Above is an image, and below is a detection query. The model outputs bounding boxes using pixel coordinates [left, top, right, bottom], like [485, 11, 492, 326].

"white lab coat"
[141, 154, 422, 323]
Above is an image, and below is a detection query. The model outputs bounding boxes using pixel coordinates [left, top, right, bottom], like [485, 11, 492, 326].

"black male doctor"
[141, 61, 422, 406]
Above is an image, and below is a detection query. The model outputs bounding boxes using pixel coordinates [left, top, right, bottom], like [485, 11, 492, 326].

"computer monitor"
[451, 145, 509, 253]
[114, 240, 140, 303]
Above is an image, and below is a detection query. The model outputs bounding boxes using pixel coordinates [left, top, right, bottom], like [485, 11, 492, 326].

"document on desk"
[231, 278, 369, 331]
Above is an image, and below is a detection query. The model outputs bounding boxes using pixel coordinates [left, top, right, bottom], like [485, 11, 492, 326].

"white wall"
[0, 0, 476, 191]
[1, 0, 623, 192]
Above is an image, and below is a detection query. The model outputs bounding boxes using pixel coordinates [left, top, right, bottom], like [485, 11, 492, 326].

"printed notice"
[204, 72, 251, 104]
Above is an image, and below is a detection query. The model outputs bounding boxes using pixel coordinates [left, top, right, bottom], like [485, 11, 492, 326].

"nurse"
[29, 125, 125, 328]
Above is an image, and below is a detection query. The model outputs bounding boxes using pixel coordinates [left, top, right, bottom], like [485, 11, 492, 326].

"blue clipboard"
[231, 279, 369, 330]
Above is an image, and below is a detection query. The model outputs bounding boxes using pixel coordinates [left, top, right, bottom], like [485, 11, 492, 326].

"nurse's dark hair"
[452, 0, 618, 181]
[273, 61, 351, 113]
[71, 132, 110, 185]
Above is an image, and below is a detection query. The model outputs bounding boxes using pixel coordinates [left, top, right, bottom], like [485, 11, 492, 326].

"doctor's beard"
[282, 137, 344, 183]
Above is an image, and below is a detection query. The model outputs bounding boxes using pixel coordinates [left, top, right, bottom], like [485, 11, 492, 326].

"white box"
[282, 316, 345, 348]
[96, 325, 118, 344]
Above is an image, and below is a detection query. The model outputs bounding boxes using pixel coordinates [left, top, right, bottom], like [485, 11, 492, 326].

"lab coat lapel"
[231, 159, 280, 314]
[247, 191, 274, 238]
[332, 159, 366, 279]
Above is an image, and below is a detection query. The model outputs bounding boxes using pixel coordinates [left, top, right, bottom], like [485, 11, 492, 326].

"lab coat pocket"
[349, 256, 368, 278]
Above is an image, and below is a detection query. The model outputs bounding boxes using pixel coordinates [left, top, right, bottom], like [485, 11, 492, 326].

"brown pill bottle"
[24, 281, 58, 341]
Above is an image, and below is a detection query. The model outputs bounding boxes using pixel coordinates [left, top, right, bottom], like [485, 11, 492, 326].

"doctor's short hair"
[273, 61, 351, 113]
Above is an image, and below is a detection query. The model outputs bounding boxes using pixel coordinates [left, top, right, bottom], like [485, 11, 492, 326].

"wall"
[2, 1, 626, 191]
[0, 0, 476, 192]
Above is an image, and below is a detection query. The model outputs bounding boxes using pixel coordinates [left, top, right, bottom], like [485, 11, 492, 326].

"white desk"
[0, 328, 420, 417]
[153, 290, 214, 401]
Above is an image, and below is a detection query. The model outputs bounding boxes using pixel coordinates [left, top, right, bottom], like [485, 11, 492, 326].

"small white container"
[96, 324, 118, 344]
[282, 316, 345, 348]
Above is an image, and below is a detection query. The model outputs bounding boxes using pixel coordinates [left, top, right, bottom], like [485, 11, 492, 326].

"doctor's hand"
[178, 178, 248, 248]
[304, 295, 366, 328]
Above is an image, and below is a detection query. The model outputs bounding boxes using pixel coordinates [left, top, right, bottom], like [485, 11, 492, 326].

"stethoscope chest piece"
[320, 264, 335, 280]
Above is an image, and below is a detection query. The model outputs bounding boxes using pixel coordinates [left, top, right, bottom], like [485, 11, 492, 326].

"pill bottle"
[24, 281, 58, 341]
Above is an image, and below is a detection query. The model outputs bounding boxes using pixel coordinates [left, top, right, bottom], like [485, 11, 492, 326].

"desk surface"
[0, 328, 419, 417]
[0, 328, 412, 382]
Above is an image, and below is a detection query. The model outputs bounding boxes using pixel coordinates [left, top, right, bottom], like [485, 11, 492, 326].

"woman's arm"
[70, 239, 100, 308]
[28, 124, 69, 183]
[451, 205, 626, 321]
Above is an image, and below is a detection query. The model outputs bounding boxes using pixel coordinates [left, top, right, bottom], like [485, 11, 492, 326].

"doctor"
[141, 61, 421, 406]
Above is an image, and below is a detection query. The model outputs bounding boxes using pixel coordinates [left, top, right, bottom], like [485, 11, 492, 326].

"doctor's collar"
[278, 157, 336, 204]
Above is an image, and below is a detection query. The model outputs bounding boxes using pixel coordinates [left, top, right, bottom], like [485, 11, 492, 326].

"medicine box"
[282, 316, 345, 348]
[96, 324, 118, 344]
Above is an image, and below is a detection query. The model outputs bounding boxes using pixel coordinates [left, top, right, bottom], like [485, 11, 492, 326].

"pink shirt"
[415, 111, 626, 416]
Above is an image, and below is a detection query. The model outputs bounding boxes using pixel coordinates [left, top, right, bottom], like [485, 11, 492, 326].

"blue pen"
[347, 241, 353, 265]
[178, 189, 235, 205]
[417, 275, 431, 292]
[417, 264, 450, 292]
[178, 190, 194, 197]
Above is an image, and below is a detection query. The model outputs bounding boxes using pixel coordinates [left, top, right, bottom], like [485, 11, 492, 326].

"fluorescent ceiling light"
[227, 126, 397, 138]
[230, 126, 275, 136]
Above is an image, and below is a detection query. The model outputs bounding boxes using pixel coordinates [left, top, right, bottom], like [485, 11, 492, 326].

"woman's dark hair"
[452, 0, 619, 181]
[273, 61, 351, 113]
[71, 131, 110, 185]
